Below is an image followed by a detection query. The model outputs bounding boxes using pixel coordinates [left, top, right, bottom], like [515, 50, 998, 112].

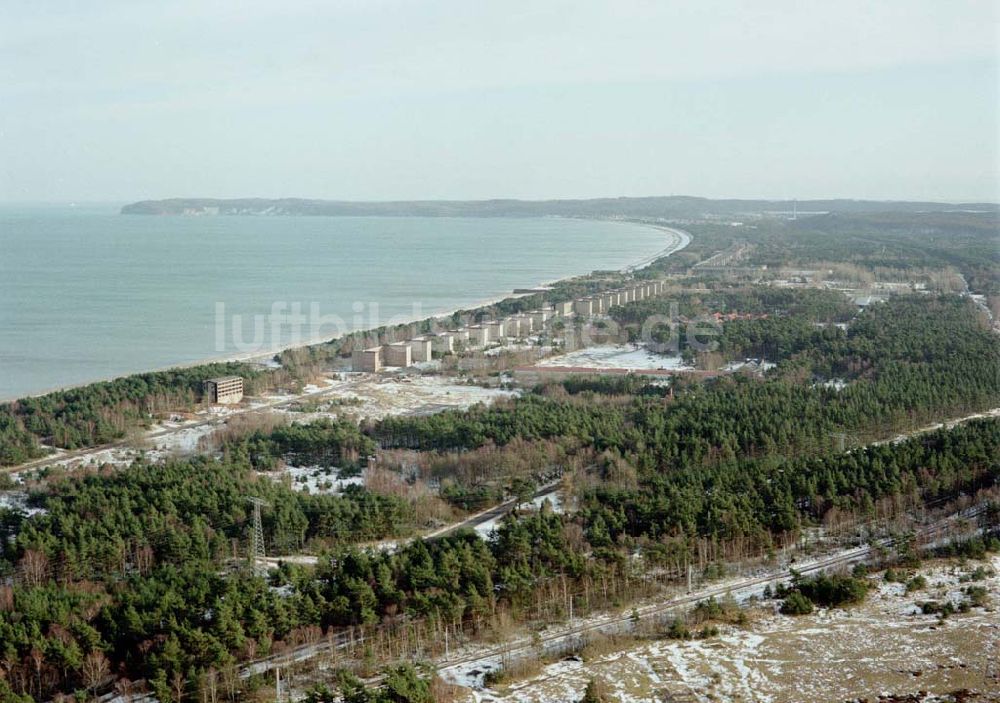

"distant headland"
[120, 196, 999, 219]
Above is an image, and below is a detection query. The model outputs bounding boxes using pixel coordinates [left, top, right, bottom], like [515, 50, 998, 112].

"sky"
[1, 0, 998, 203]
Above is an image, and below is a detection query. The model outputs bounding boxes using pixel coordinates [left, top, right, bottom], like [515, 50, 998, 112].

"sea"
[0, 205, 670, 401]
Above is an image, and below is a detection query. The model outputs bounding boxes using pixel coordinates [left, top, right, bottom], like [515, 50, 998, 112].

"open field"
[456, 556, 1000, 703]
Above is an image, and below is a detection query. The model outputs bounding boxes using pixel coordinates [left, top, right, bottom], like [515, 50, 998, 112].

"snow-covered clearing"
[0, 491, 46, 517]
[473, 491, 564, 539]
[267, 465, 365, 496]
[723, 358, 777, 373]
[448, 555, 1000, 702]
[273, 372, 519, 422]
[536, 345, 691, 371]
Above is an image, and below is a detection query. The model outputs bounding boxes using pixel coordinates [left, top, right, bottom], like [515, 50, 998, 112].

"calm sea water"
[0, 205, 667, 400]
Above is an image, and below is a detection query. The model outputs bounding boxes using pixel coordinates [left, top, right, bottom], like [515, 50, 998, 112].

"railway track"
[234, 503, 993, 691]
[94, 501, 993, 703]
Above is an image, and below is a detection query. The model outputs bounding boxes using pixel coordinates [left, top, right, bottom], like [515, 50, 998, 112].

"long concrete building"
[343, 275, 680, 375]
[554, 278, 675, 320]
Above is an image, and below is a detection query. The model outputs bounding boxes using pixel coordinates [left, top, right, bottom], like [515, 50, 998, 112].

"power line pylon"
[246, 496, 270, 573]
[830, 432, 857, 453]
[986, 624, 999, 688]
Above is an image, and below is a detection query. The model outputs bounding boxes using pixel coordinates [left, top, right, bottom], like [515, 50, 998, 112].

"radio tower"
[246, 497, 270, 572]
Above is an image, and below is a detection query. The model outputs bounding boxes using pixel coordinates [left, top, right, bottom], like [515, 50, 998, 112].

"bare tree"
[114, 677, 135, 703]
[171, 671, 186, 703]
[202, 668, 218, 703]
[29, 647, 45, 698]
[0, 586, 13, 612]
[220, 664, 238, 703]
[19, 550, 48, 587]
[81, 650, 110, 699]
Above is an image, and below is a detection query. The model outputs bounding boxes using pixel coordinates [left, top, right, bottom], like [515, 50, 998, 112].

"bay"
[0, 205, 668, 400]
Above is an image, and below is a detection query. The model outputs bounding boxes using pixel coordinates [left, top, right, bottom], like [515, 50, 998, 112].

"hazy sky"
[2, 0, 997, 203]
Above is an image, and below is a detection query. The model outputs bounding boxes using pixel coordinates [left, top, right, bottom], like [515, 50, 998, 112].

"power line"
[246, 496, 270, 573]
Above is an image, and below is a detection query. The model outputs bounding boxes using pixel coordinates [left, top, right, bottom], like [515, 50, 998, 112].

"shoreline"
[1, 222, 690, 404]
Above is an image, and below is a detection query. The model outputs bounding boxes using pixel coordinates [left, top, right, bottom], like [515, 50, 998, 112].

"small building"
[504, 317, 521, 338]
[451, 328, 470, 345]
[352, 347, 383, 372]
[204, 376, 244, 404]
[384, 342, 412, 367]
[410, 337, 433, 362]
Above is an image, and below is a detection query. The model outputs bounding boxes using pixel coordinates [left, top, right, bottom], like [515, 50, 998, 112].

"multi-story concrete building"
[204, 376, 244, 404]
[513, 314, 533, 335]
[574, 298, 594, 316]
[410, 337, 433, 362]
[504, 317, 521, 338]
[432, 332, 455, 354]
[529, 310, 549, 328]
[484, 320, 504, 342]
[384, 342, 412, 367]
[468, 325, 490, 347]
[554, 301, 574, 316]
[351, 347, 383, 373]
